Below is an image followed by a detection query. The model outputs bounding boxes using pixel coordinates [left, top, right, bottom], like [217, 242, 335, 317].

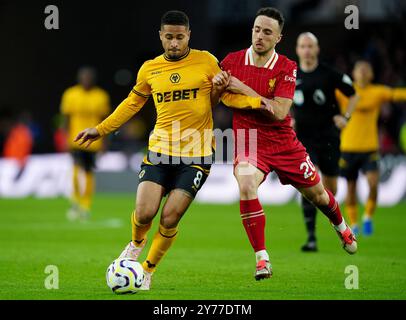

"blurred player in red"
[212, 7, 357, 280]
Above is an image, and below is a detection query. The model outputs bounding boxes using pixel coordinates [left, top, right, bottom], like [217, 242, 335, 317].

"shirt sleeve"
[221, 92, 261, 109]
[95, 64, 150, 136]
[274, 61, 297, 99]
[334, 70, 356, 97]
[131, 62, 152, 98]
[206, 51, 225, 79]
[378, 86, 406, 103]
[335, 89, 348, 113]
[392, 88, 406, 102]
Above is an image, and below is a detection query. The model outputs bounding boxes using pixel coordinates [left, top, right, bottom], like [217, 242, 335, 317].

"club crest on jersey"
[170, 73, 181, 83]
[268, 78, 276, 92]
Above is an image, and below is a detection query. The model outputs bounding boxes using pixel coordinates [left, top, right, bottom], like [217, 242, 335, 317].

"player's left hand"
[333, 115, 348, 129]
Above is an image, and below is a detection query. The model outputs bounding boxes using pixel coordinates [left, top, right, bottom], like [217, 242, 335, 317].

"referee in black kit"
[292, 32, 359, 252]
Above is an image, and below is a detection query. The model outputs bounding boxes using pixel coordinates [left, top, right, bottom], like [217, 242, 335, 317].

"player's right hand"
[212, 71, 231, 90]
[74, 127, 101, 148]
[260, 97, 275, 115]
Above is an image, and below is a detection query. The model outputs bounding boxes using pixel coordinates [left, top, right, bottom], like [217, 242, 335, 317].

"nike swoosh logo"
[310, 174, 316, 181]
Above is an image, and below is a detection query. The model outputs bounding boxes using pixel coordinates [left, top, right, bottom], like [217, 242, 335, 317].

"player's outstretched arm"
[95, 91, 148, 136]
[391, 87, 406, 102]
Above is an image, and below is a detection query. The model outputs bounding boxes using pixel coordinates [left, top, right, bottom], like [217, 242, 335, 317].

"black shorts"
[299, 136, 340, 176]
[71, 149, 96, 172]
[138, 152, 212, 198]
[339, 151, 379, 180]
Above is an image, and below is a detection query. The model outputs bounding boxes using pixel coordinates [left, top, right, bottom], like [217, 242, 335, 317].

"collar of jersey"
[163, 47, 191, 62]
[245, 46, 278, 69]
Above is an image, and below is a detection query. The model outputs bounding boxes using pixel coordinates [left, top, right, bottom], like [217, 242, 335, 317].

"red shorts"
[234, 137, 320, 189]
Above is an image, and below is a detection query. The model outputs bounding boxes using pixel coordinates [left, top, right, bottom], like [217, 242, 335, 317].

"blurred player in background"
[336, 60, 406, 236]
[60, 67, 110, 220]
[292, 32, 359, 252]
[75, 10, 266, 290]
[2, 110, 34, 180]
[213, 7, 357, 281]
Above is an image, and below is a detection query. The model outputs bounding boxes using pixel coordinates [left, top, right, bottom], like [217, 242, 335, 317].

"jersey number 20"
[300, 156, 316, 179]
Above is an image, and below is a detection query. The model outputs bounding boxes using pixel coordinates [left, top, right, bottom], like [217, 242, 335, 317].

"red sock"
[317, 189, 343, 226]
[240, 198, 266, 252]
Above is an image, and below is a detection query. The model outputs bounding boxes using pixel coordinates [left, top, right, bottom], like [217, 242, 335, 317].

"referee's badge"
[268, 78, 276, 92]
[139, 169, 145, 179]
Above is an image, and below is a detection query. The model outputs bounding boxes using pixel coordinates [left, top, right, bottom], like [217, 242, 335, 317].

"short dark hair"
[161, 10, 189, 28]
[256, 7, 284, 31]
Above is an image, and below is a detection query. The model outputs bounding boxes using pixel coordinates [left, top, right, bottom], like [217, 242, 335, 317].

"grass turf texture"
[0, 194, 405, 300]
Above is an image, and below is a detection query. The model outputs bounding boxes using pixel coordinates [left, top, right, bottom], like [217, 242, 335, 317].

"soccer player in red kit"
[212, 7, 357, 280]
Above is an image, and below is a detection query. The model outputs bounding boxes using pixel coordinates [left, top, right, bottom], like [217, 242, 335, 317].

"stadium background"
[1, 0, 406, 203]
[0, 0, 405, 203]
[1, 0, 406, 301]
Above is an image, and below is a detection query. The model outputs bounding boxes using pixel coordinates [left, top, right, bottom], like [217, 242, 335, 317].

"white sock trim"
[255, 250, 269, 262]
[333, 220, 347, 232]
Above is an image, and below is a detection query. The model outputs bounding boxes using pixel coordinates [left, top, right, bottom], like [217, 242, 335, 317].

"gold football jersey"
[61, 85, 110, 152]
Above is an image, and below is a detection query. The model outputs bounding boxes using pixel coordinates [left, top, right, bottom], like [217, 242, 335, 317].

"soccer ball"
[106, 258, 145, 294]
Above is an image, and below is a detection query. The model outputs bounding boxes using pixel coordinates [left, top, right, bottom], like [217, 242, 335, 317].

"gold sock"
[131, 211, 152, 247]
[364, 199, 376, 219]
[346, 204, 358, 226]
[72, 164, 81, 204]
[80, 171, 94, 211]
[142, 225, 178, 273]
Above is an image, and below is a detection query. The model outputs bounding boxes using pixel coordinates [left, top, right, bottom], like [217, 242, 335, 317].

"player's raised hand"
[333, 115, 348, 129]
[74, 127, 101, 148]
[260, 97, 275, 115]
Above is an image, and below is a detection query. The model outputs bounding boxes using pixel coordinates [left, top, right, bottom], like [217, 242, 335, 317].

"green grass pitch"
[0, 194, 405, 300]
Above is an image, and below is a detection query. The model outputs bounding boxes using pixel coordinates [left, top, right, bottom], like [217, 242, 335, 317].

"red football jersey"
[221, 47, 298, 155]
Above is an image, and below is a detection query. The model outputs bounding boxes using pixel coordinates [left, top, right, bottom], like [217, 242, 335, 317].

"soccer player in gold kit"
[75, 10, 268, 290]
[336, 60, 406, 235]
[61, 67, 110, 220]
